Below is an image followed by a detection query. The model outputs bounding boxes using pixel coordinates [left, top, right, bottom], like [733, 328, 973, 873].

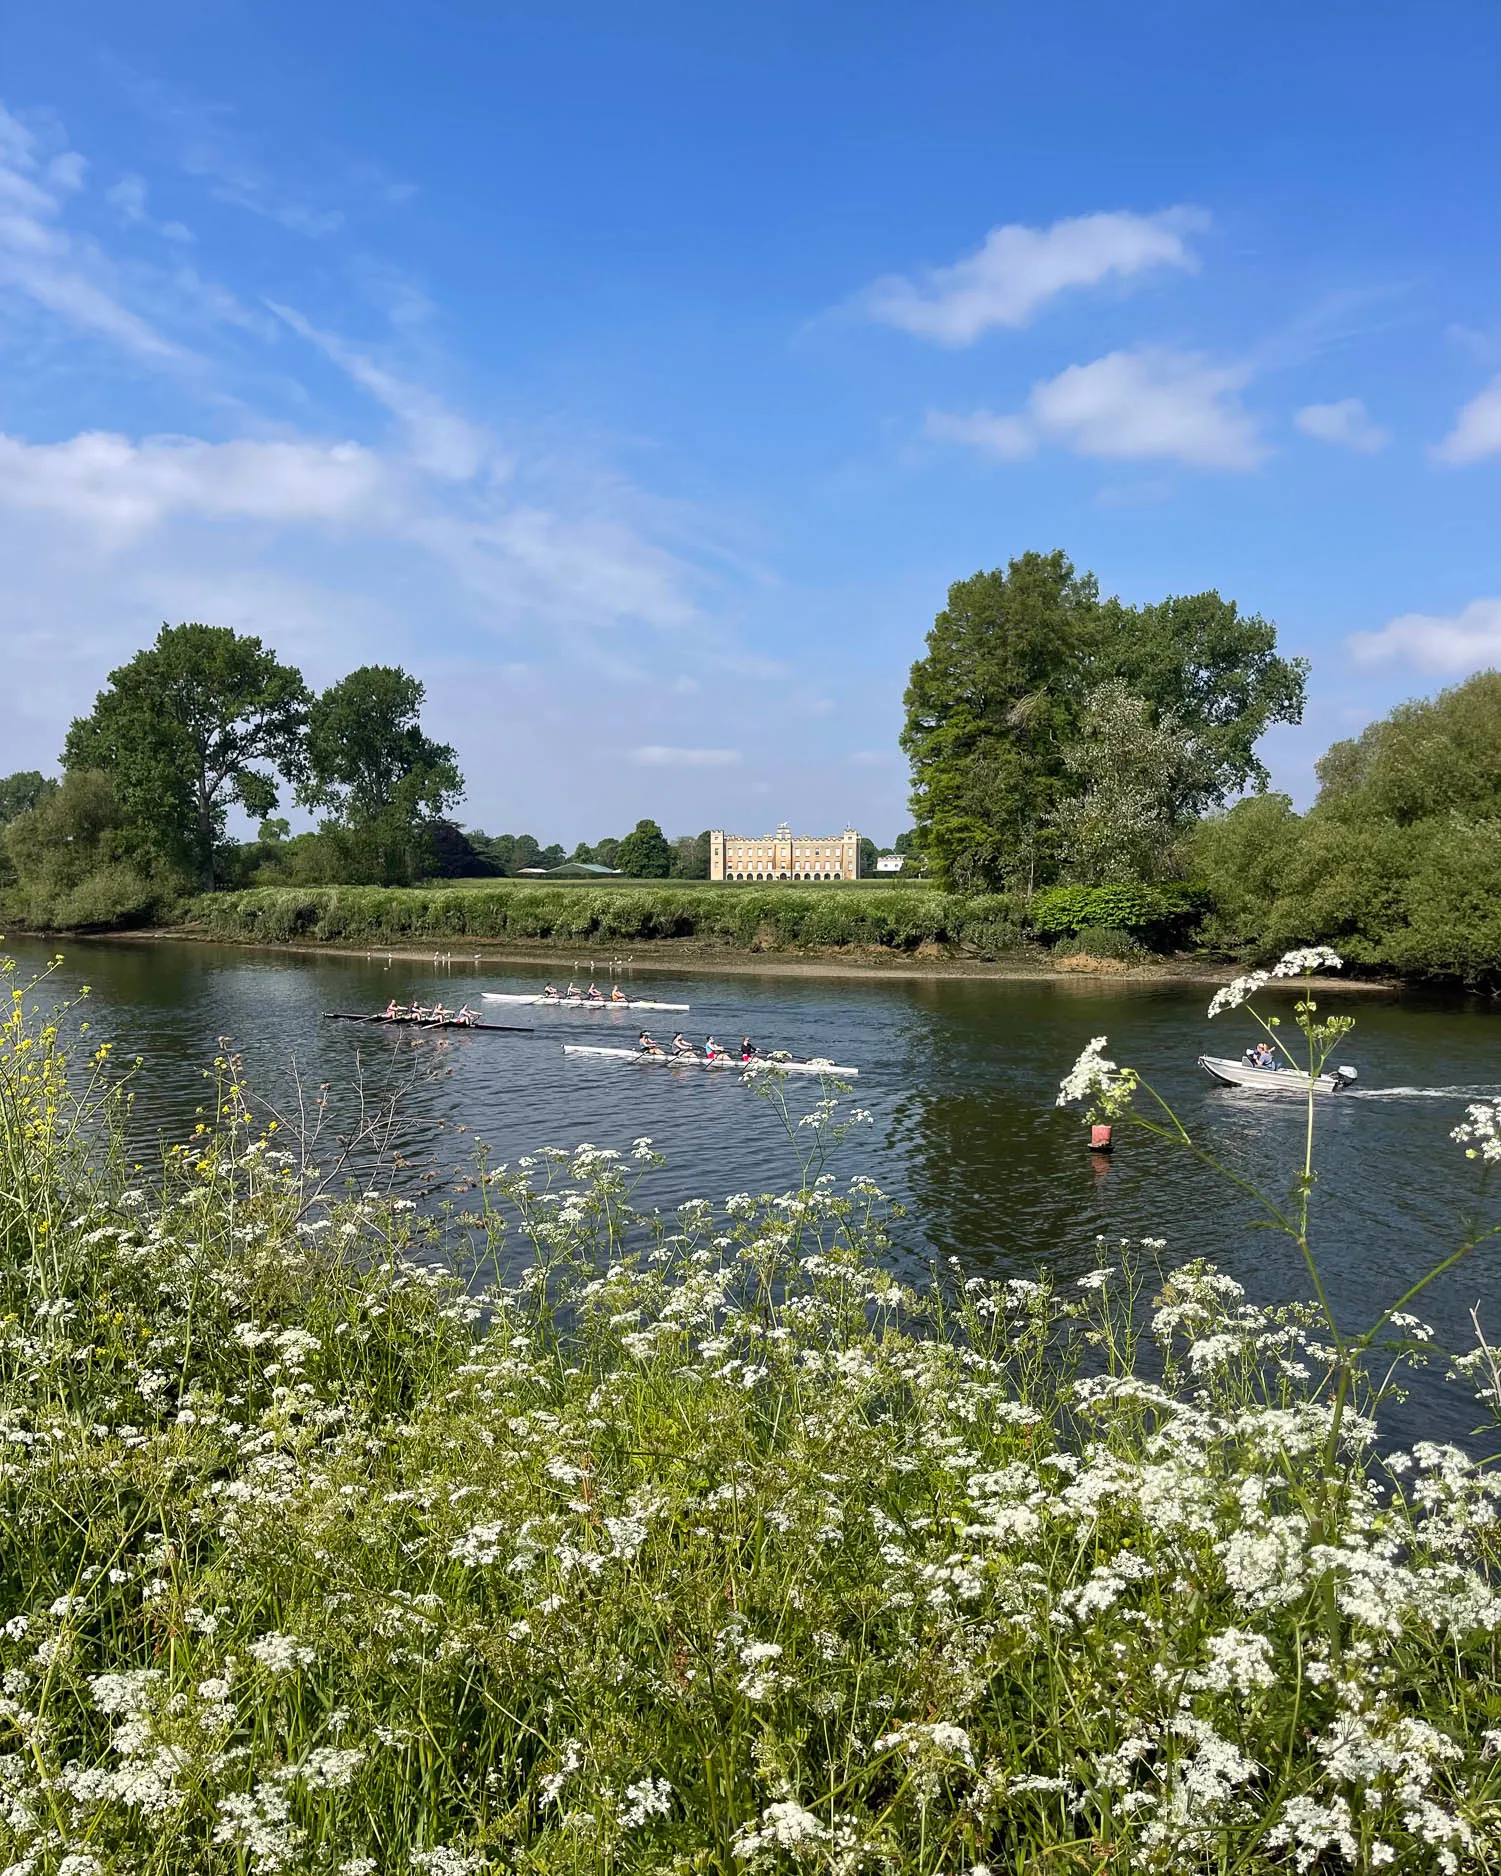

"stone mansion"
[709, 823, 861, 881]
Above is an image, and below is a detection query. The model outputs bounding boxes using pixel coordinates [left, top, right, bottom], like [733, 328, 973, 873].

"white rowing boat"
[1199, 1054, 1357, 1096]
[483, 992, 690, 1012]
[563, 1044, 859, 1078]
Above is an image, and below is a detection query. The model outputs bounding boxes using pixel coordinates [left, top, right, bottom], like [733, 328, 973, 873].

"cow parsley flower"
[1271, 945, 1343, 977]
[1056, 1037, 1123, 1108]
[247, 1632, 316, 1673]
[1207, 972, 1269, 1018]
[1452, 1100, 1501, 1164]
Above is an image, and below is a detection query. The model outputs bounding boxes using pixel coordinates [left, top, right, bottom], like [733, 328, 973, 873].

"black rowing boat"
[321, 1012, 533, 1033]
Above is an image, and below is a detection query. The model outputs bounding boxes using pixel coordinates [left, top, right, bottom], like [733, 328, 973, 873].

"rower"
[586, 981, 604, 1001]
[455, 1004, 476, 1026]
[739, 1036, 759, 1061]
[431, 1001, 447, 1021]
[384, 998, 399, 1020]
[610, 984, 628, 1003]
[670, 1031, 697, 1057]
[542, 982, 560, 1000]
[408, 997, 424, 1018]
[637, 1029, 665, 1055]
[704, 1035, 726, 1060]
[566, 981, 582, 1000]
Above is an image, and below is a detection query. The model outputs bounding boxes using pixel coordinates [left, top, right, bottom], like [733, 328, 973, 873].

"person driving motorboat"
[1243, 1040, 1278, 1069]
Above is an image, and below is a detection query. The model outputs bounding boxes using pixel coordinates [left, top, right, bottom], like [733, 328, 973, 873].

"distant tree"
[64, 623, 309, 890]
[1047, 684, 1203, 884]
[570, 841, 594, 864]
[858, 836, 878, 876]
[1313, 670, 1501, 825]
[901, 552, 1307, 893]
[892, 829, 915, 855]
[511, 834, 542, 873]
[257, 817, 291, 844]
[0, 771, 58, 825]
[539, 842, 566, 870]
[299, 666, 463, 884]
[613, 818, 673, 878]
[593, 837, 621, 870]
[427, 821, 498, 877]
[3, 770, 163, 928]
[670, 831, 711, 878]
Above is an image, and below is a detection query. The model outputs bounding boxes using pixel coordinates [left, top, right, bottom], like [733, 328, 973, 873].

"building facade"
[710, 823, 861, 881]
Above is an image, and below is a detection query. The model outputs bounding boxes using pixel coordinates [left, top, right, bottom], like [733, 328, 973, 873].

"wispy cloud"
[862, 207, 1206, 345]
[1432, 376, 1501, 466]
[104, 172, 193, 243]
[1294, 397, 1389, 453]
[630, 746, 741, 767]
[1349, 597, 1501, 673]
[0, 103, 190, 365]
[269, 300, 489, 481]
[929, 348, 1265, 470]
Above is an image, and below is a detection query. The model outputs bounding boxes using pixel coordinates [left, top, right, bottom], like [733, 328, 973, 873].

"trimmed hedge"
[184, 884, 1034, 957]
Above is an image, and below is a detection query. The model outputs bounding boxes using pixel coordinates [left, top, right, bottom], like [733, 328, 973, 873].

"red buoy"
[1090, 1124, 1113, 1153]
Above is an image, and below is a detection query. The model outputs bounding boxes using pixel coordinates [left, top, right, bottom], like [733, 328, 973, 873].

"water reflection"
[7, 936, 1501, 1441]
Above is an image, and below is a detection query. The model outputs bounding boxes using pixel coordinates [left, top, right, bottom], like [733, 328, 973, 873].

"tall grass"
[2, 947, 1501, 1872]
[183, 885, 1028, 957]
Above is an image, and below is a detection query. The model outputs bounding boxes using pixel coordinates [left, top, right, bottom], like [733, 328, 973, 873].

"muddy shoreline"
[50, 926, 1404, 995]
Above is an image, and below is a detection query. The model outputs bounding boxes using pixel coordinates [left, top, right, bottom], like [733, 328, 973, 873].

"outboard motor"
[1333, 1066, 1358, 1092]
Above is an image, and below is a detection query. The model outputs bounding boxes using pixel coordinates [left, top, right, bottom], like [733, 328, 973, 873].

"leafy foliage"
[901, 551, 1307, 891]
[1186, 671, 1501, 983]
[1, 770, 170, 929]
[612, 817, 673, 879]
[63, 623, 309, 890]
[1046, 682, 1203, 883]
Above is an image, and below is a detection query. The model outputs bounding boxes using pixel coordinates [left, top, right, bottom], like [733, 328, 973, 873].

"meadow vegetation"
[2, 949, 1501, 1872]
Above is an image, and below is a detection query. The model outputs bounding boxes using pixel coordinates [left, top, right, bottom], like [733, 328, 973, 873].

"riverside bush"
[4, 952, 1501, 1872]
[184, 885, 1032, 958]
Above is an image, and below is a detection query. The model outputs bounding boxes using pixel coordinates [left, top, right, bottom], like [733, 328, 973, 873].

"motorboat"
[1199, 1054, 1357, 1096]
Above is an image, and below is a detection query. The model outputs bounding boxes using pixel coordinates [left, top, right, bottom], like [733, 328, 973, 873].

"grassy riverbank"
[181, 881, 1030, 958]
[4, 954, 1501, 1872]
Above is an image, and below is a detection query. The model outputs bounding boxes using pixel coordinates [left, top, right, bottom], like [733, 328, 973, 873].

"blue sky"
[3, 2, 1500, 844]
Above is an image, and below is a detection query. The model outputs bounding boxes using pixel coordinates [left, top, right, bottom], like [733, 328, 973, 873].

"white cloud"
[1348, 597, 1501, 673]
[930, 348, 1265, 470]
[1432, 376, 1501, 465]
[0, 430, 392, 537]
[269, 300, 488, 481]
[1294, 397, 1389, 453]
[863, 207, 1206, 345]
[630, 746, 742, 767]
[0, 103, 192, 364]
[105, 172, 192, 243]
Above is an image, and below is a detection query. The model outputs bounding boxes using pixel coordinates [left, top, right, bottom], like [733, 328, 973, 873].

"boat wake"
[1346, 1084, 1501, 1101]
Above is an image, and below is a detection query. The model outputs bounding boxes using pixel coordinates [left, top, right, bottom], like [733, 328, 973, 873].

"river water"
[8, 935, 1501, 1439]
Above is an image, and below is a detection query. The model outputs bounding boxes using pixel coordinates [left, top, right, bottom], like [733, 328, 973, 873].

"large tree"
[1046, 683, 1204, 884]
[900, 551, 1099, 891]
[613, 818, 673, 878]
[300, 666, 462, 883]
[64, 624, 308, 890]
[901, 552, 1308, 891]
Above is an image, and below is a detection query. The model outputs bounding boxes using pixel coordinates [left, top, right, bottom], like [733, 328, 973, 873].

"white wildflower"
[1207, 971, 1268, 1018]
[619, 1774, 674, 1828]
[733, 1799, 831, 1858]
[247, 1632, 316, 1673]
[1056, 1036, 1122, 1108]
[1452, 1100, 1501, 1164]
[1270, 945, 1343, 977]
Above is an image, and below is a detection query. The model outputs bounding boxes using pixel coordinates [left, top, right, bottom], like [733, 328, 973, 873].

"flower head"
[1207, 972, 1268, 1019]
[1270, 946, 1343, 978]
[1452, 1100, 1501, 1165]
[1057, 1036, 1123, 1108]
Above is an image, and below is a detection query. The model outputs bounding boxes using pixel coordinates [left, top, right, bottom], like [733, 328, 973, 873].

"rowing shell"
[322, 1012, 533, 1033]
[563, 1044, 858, 1077]
[483, 992, 690, 1012]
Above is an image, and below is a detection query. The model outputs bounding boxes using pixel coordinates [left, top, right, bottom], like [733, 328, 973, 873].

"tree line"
[899, 548, 1501, 981]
